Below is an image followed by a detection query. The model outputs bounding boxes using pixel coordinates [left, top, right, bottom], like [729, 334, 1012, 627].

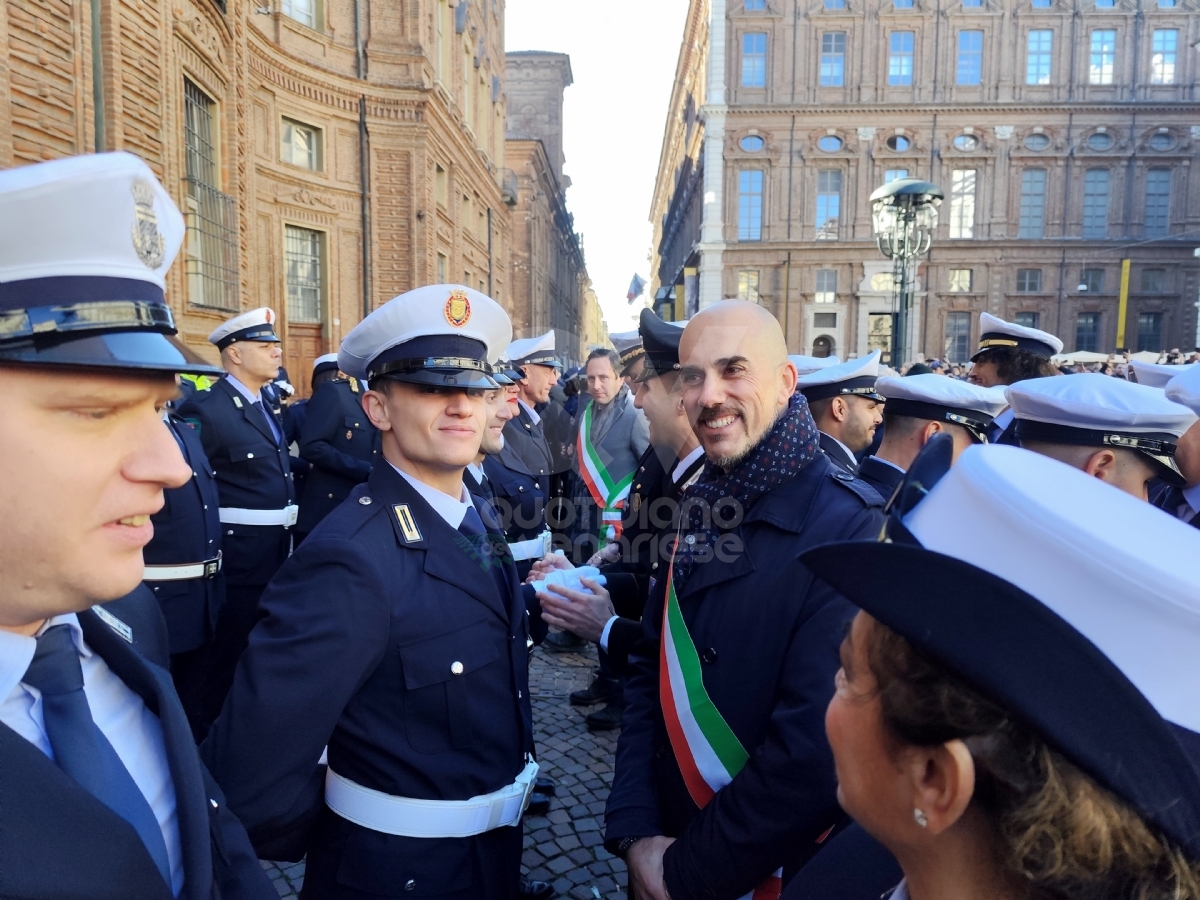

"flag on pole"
[626, 273, 647, 303]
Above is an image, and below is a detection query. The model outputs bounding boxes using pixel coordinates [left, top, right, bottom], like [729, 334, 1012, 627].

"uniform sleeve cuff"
[599, 615, 620, 652]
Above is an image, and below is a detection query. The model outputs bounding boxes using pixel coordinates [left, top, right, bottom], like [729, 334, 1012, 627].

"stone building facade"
[1, 0, 594, 393]
[504, 51, 593, 365]
[650, 0, 1200, 362]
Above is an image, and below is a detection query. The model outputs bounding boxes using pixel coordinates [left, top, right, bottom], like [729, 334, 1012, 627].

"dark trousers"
[170, 644, 214, 742]
[300, 808, 522, 899]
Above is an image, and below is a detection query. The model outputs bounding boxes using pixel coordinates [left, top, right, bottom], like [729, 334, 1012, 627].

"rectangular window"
[285, 225, 324, 323]
[1031, 0, 1052, 6]
[824, 0, 845, 9]
[282, 0, 316, 28]
[1026, 30, 1053, 84]
[737, 270, 760, 302]
[948, 169, 976, 239]
[742, 33, 767, 87]
[1019, 169, 1047, 239]
[889, 32, 915, 85]
[1145, 169, 1171, 238]
[868, 313, 895, 365]
[815, 170, 842, 240]
[884, 169, 909, 184]
[1095, 0, 1115, 7]
[1076, 312, 1101, 352]
[814, 312, 839, 327]
[183, 79, 239, 311]
[281, 119, 321, 171]
[962, 0, 982, 7]
[1080, 268, 1104, 293]
[1081, 169, 1110, 239]
[1015, 311, 1040, 329]
[435, 164, 448, 206]
[1151, 30, 1178, 84]
[1158, 0, 1175, 6]
[1089, 30, 1116, 85]
[944, 312, 972, 363]
[738, 170, 764, 241]
[894, 0, 914, 7]
[437, 252, 448, 283]
[1016, 268, 1043, 292]
[957, 31, 983, 86]
[745, 0, 766, 8]
[1137, 312, 1163, 352]
[820, 33, 846, 86]
[1141, 269, 1166, 293]
[815, 269, 838, 302]
[949, 268, 973, 292]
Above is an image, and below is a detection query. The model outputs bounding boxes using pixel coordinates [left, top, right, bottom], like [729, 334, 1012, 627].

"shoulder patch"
[828, 469, 887, 508]
[392, 504, 423, 543]
[348, 377, 360, 393]
[231, 394, 243, 409]
[91, 605, 133, 642]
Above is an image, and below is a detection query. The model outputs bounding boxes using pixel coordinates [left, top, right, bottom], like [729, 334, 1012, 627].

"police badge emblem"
[444, 289, 471, 327]
[130, 180, 165, 269]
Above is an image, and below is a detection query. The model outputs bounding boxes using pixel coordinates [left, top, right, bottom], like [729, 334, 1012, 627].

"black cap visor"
[371, 357, 499, 391]
[802, 539, 1200, 862]
[0, 329, 223, 376]
[1014, 419, 1185, 486]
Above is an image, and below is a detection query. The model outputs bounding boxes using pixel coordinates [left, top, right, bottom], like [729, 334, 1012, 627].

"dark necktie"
[22, 625, 173, 887]
[253, 399, 281, 446]
[459, 505, 512, 608]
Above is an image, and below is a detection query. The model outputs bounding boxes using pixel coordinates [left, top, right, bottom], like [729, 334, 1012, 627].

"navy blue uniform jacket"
[604, 455, 884, 899]
[201, 462, 534, 892]
[855, 455, 902, 507]
[297, 378, 379, 534]
[0, 592, 274, 900]
[144, 414, 225, 655]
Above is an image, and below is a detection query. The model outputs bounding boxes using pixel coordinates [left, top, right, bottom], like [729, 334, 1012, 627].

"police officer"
[1163, 366, 1200, 527]
[795, 351, 885, 475]
[296, 358, 379, 541]
[142, 402, 226, 738]
[856, 374, 1007, 500]
[177, 306, 297, 729]
[966, 312, 1063, 442]
[202, 284, 539, 899]
[0, 151, 273, 899]
[1007, 373, 1196, 500]
[504, 332, 560, 507]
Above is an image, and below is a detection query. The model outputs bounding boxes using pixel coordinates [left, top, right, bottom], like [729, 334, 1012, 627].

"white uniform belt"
[144, 553, 222, 581]
[507, 531, 552, 562]
[325, 759, 540, 838]
[218, 505, 298, 527]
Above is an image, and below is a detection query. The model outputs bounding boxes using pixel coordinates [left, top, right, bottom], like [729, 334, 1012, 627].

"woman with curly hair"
[800, 443, 1200, 900]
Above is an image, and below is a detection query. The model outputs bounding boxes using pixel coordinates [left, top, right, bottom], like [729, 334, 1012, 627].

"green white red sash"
[659, 554, 783, 900]
[576, 401, 634, 542]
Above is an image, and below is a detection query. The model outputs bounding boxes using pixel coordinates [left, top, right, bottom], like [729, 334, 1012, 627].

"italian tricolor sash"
[659, 554, 783, 900]
[576, 401, 634, 542]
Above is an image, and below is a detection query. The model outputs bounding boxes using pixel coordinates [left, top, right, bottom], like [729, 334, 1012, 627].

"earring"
[913, 808, 928, 828]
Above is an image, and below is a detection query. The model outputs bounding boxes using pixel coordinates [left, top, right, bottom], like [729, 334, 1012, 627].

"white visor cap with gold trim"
[506, 330, 561, 370]
[973, 312, 1064, 360]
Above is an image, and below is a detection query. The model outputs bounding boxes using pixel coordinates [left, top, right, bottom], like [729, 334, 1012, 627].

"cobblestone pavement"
[263, 641, 627, 899]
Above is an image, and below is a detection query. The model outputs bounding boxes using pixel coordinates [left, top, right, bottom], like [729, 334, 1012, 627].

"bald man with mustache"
[604, 301, 885, 900]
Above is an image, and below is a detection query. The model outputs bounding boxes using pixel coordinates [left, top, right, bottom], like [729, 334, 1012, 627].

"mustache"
[698, 404, 741, 423]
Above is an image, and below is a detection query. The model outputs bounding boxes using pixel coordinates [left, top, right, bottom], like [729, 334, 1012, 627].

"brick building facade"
[1, 0, 596, 392]
[650, 0, 1200, 363]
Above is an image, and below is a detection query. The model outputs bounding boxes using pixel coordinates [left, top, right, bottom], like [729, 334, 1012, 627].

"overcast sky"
[505, 0, 690, 333]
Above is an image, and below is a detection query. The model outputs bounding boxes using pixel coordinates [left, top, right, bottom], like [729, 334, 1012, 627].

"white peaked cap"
[506, 330, 560, 367]
[904, 444, 1200, 733]
[1006, 372, 1196, 437]
[1166, 363, 1200, 416]
[788, 354, 842, 377]
[976, 311, 1064, 358]
[795, 350, 882, 401]
[876, 374, 1008, 418]
[1132, 360, 1200, 390]
[338, 284, 511, 383]
[208, 308, 280, 348]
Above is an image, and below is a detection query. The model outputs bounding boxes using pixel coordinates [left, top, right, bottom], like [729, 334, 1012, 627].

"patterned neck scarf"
[673, 392, 821, 590]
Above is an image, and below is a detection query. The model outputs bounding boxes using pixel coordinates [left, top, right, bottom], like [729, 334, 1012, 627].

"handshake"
[525, 550, 617, 644]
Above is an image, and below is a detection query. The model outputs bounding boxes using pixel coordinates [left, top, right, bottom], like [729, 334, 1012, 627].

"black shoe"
[586, 702, 625, 732]
[542, 630, 586, 653]
[525, 790, 551, 816]
[519, 879, 555, 900]
[534, 774, 557, 796]
[570, 675, 618, 706]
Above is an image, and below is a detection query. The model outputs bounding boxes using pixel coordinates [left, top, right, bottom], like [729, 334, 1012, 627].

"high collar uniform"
[605, 454, 884, 898]
[0, 600, 273, 900]
[297, 378, 380, 535]
[201, 462, 533, 899]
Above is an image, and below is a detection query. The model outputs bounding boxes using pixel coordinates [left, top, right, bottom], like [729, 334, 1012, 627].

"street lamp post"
[871, 178, 944, 368]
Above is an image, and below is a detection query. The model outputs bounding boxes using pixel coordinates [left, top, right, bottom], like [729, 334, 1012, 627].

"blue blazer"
[0, 597, 274, 900]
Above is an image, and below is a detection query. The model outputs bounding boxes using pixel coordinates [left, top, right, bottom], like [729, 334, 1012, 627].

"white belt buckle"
[284, 504, 299, 527]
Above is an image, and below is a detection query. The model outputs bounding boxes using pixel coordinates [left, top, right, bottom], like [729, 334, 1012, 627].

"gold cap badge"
[445, 290, 472, 327]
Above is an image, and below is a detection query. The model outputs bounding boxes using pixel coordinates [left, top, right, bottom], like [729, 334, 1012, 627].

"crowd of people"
[3, 150, 1200, 900]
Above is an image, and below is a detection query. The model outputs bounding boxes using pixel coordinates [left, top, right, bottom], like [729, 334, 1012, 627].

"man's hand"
[525, 552, 574, 584]
[626, 836, 676, 900]
[586, 542, 622, 567]
[537, 578, 615, 644]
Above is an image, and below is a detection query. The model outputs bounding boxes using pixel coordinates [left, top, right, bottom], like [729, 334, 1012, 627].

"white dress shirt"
[390, 463, 475, 529]
[0, 613, 183, 894]
[518, 398, 541, 425]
